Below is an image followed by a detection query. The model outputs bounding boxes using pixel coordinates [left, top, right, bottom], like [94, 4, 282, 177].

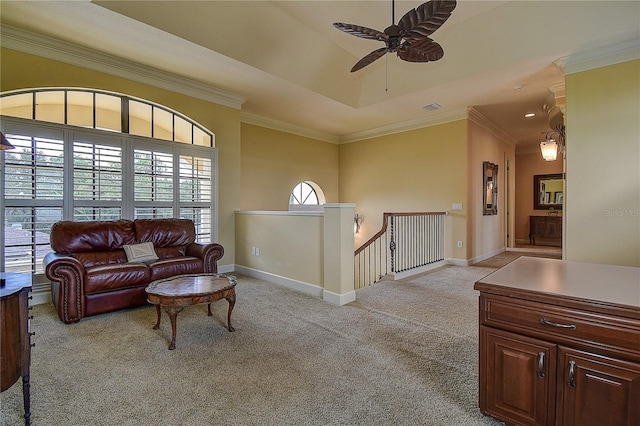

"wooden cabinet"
[1, 273, 33, 426]
[529, 215, 562, 245]
[556, 347, 640, 426]
[480, 327, 556, 425]
[474, 257, 640, 426]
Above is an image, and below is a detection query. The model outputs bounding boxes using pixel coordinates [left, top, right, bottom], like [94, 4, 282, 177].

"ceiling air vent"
[422, 103, 441, 111]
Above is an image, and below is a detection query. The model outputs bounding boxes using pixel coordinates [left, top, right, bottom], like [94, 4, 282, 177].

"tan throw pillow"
[123, 242, 159, 263]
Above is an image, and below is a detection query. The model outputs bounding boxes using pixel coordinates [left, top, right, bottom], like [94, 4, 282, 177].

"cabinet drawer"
[480, 294, 640, 361]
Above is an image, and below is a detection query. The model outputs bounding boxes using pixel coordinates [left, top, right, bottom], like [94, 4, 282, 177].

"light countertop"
[475, 257, 640, 309]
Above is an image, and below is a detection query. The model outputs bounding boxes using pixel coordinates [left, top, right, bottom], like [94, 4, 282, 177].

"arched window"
[289, 181, 326, 211]
[0, 88, 214, 146]
[1, 88, 216, 275]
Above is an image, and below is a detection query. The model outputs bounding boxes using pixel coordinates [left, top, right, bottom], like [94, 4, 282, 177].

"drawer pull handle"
[537, 352, 545, 378]
[540, 318, 576, 330]
[568, 360, 576, 388]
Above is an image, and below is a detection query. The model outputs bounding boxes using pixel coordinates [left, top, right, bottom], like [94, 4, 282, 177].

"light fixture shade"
[540, 140, 558, 161]
[1, 132, 15, 150]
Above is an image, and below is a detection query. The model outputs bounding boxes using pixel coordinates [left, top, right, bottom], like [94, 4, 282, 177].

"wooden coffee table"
[145, 273, 237, 350]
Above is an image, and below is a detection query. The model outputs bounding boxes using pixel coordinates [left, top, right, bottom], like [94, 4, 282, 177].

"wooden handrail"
[354, 212, 447, 255]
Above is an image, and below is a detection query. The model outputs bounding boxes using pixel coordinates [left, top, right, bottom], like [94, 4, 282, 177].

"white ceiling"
[1, 1, 639, 150]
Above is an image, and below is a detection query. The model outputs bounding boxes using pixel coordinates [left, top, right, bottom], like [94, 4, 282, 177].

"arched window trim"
[288, 181, 326, 212]
[0, 87, 214, 147]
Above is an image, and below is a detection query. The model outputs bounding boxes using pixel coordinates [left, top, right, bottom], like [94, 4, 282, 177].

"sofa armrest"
[43, 252, 86, 324]
[186, 243, 224, 273]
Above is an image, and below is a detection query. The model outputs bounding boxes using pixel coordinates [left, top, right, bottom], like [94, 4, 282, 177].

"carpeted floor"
[0, 256, 529, 426]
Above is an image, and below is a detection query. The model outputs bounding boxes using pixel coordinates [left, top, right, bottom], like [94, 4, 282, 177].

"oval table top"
[145, 273, 236, 297]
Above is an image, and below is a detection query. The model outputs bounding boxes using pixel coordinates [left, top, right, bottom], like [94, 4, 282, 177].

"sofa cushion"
[50, 220, 136, 254]
[134, 218, 196, 248]
[84, 263, 151, 294]
[123, 242, 159, 263]
[74, 250, 128, 268]
[148, 256, 203, 281]
[156, 246, 187, 259]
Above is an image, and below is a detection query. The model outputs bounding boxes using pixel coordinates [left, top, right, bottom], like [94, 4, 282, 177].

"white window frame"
[1, 116, 218, 275]
[288, 181, 326, 212]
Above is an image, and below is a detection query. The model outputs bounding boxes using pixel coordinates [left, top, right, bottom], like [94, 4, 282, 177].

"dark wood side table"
[529, 215, 562, 245]
[1, 272, 34, 425]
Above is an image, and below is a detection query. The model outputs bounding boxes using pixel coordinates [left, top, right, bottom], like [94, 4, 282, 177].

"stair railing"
[354, 212, 447, 289]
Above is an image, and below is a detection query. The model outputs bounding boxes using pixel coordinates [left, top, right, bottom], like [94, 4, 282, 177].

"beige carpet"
[0, 262, 515, 426]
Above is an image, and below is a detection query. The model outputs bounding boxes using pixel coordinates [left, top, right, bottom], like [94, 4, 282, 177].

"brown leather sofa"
[43, 218, 224, 324]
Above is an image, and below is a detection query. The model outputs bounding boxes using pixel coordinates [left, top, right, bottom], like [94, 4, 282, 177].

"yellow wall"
[514, 152, 563, 243]
[339, 121, 468, 261]
[1, 48, 241, 268]
[239, 123, 339, 210]
[467, 119, 516, 262]
[14, 48, 633, 272]
[235, 211, 324, 287]
[565, 59, 640, 266]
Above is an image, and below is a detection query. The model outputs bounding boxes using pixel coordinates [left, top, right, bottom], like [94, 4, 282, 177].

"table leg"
[164, 306, 183, 350]
[226, 292, 236, 332]
[207, 303, 212, 316]
[152, 305, 161, 330]
[22, 374, 31, 426]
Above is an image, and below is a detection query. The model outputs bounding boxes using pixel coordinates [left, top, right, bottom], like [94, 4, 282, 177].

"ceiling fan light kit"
[333, 0, 457, 72]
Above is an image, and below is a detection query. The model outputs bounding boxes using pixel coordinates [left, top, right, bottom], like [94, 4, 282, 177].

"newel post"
[322, 203, 356, 305]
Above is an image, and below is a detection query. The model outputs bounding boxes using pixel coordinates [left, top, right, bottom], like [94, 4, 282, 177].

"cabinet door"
[533, 217, 546, 236]
[557, 347, 640, 426]
[480, 326, 556, 426]
[545, 217, 561, 239]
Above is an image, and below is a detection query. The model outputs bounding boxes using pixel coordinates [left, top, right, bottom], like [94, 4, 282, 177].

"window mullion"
[173, 145, 180, 215]
[63, 130, 75, 221]
[122, 138, 134, 219]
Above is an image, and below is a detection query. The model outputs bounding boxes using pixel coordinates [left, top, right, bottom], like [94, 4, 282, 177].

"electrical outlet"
[251, 247, 256, 256]
[452, 203, 463, 211]
[255, 247, 260, 256]
[457, 241, 463, 248]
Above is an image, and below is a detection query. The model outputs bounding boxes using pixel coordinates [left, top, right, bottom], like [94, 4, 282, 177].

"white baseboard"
[392, 260, 449, 279]
[447, 258, 470, 266]
[217, 264, 235, 274]
[233, 265, 324, 298]
[31, 289, 52, 306]
[323, 289, 356, 306]
[469, 247, 506, 265]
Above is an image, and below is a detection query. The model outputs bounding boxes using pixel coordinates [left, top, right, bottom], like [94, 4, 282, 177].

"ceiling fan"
[333, 0, 457, 72]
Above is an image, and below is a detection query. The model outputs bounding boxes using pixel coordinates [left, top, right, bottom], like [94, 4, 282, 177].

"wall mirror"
[483, 161, 498, 215]
[534, 173, 563, 210]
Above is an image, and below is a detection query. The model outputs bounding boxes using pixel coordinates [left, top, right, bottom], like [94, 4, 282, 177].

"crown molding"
[467, 107, 518, 148]
[555, 37, 640, 75]
[240, 112, 340, 144]
[0, 25, 246, 110]
[339, 108, 468, 144]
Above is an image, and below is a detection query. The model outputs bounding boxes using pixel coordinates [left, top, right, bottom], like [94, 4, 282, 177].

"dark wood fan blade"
[398, 39, 444, 62]
[351, 47, 388, 72]
[397, 0, 456, 41]
[333, 22, 387, 41]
